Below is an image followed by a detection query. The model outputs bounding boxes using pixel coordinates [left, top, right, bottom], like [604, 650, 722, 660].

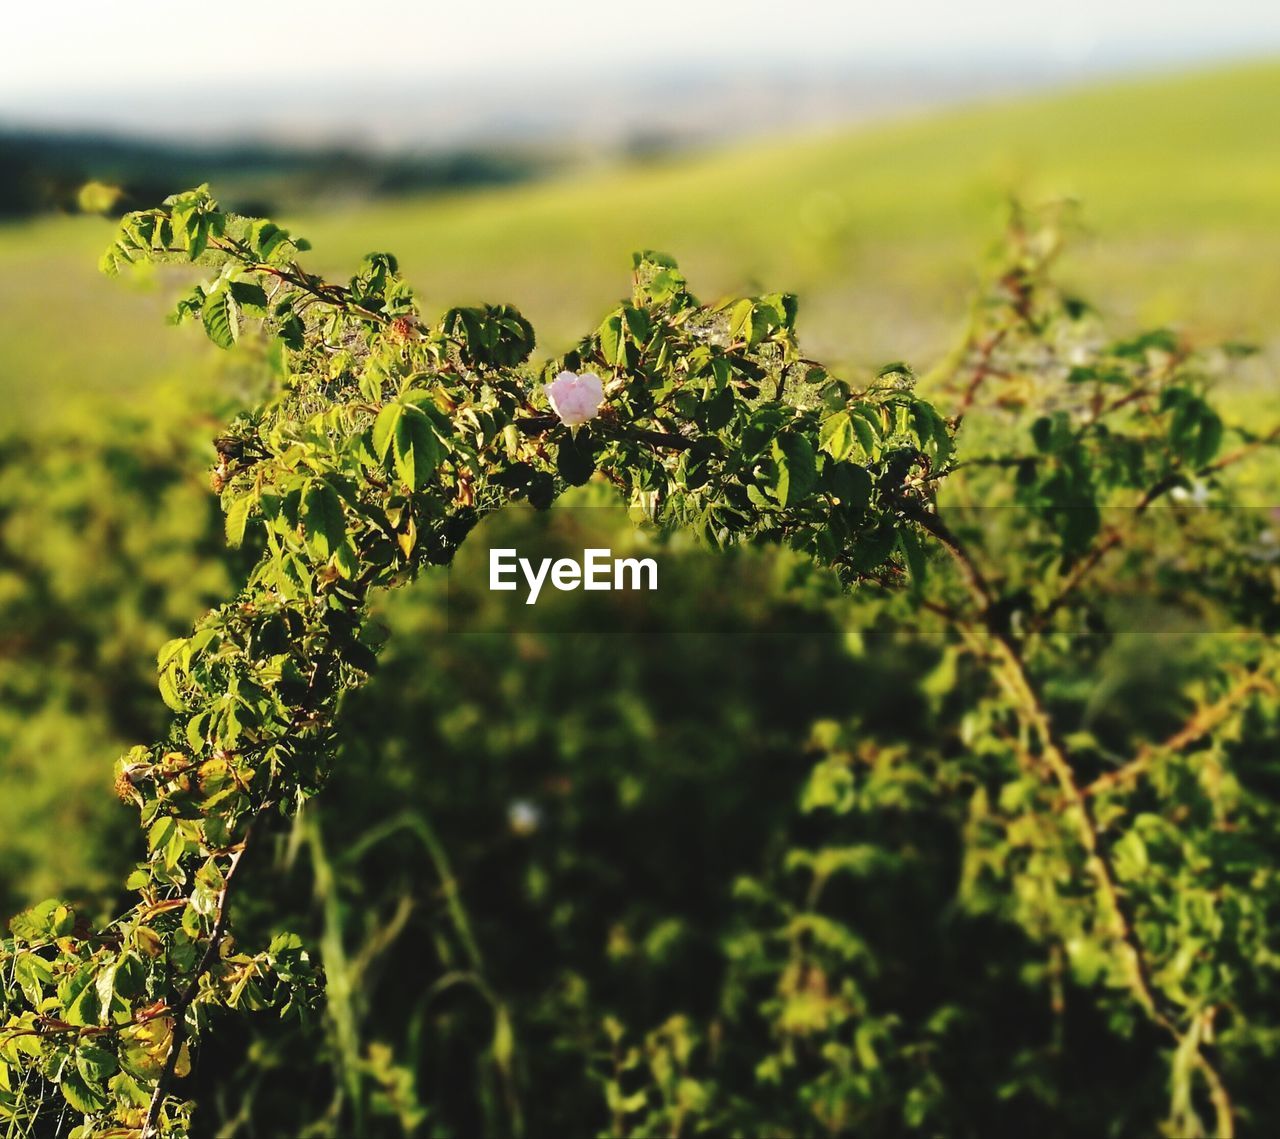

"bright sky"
[3, 0, 1278, 100]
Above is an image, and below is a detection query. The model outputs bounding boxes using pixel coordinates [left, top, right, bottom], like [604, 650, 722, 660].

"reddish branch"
[909, 502, 1236, 1135]
[141, 803, 273, 1139]
[1086, 666, 1277, 799]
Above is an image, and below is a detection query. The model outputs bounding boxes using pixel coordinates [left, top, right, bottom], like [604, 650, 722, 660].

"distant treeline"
[0, 129, 558, 218]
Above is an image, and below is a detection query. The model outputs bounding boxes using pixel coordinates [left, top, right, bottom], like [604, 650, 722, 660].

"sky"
[2, 0, 1278, 141]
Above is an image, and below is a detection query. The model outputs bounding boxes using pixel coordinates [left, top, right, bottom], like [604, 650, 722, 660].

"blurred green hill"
[1, 58, 1277, 426]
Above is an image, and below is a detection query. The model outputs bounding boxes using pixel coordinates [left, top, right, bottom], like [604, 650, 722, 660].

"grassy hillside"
[2, 59, 1277, 427]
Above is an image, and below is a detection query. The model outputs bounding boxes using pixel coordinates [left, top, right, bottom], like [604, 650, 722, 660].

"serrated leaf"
[148, 816, 177, 856]
[728, 298, 754, 341]
[772, 434, 817, 507]
[77, 1044, 119, 1084]
[223, 494, 254, 547]
[187, 213, 211, 262]
[251, 219, 290, 262]
[61, 966, 102, 1028]
[897, 526, 927, 589]
[557, 431, 596, 486]
[186, 711, 208, 752]
[372, 402, 404, 462]
[201, 286, 239, 350]
[848, 407, 880, 457]
[157, 667, 186, 713]
[599, 312, 625, 367]
[156, 637, 186, 671]
[393, 408, 442, 490]
[10, 899, 75, 940]
[13, 952, 53, 1006]
[301, 481, 346, 561]
[819, 412, 855, 461]
[61, 1066, 107, 1113]
[910, 400, 952, 464]
[229, 280, 269, 316]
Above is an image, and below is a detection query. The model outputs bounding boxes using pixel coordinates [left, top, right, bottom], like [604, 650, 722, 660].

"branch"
[1034, 473, 1181, 629]
[1037, 422, 1280, 629]
[141, 802, 273, 1139]
[1085, 665, 1275, 798]
[514, 414, 697, 452]
[952, 327, 1009, 424]
[910, 500, 1232, 1124]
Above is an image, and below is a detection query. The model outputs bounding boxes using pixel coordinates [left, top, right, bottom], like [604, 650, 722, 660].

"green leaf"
[819, 412, 855, 461]
[157, 667, 186, 713]
[727, 298, 754, 342]
[393, 408, 443, 490]
[201, 286, 239, 350]
[251, 219, 290, 262]
[848, 521, 898, 574]
[909, 399, 952, 464]
[599, 312, 625, 367]
[186, 711, 209, 752]
[13, 952, 53, 1005]
[1164, 389, 1224, 467]
[301, 481, 346, 561]
[372, 402, 404, 462]
[224, 493, 254, 547]
[897, 526, 927, 588]
[60, 966, 102, 1027]
[824, 462, 873, 512]
[622, 305, 650, 344]
[556, 431, 597, 486]
[187, 213, 211, 262]
[772, 434, 817, 507]
[77, 1044, 119, 1084]
[848, 406, 881, 457]
[148, 817, 178, 856]
[10, 899, 76, 940]
[61, 1067, 108, 1113]
[229, 280, 269, 316]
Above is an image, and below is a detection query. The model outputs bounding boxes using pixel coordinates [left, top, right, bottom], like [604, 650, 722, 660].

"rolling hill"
[1, 59, 1277, 427]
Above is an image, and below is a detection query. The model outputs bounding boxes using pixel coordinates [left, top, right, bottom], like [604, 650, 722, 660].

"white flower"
[1169, 481, 1210, 506]
[545, 370, 604, 427]
[508, 799, 542, 836]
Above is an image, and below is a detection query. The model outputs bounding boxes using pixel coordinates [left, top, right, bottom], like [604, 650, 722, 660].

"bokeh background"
[2, 2, 1279, 1134]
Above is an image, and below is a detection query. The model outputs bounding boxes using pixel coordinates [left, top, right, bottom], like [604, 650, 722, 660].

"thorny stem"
[156, 239, 392, 327]
[1085, 665, 1277, 798]
[141, 802, 274, 1139]
[952, 327, 1009, 425]
[1034, 472, 1182, 629]
[1036, 423, 1280, 632]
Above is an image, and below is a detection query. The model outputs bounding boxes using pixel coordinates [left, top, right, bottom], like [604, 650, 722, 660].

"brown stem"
[1037, 423, 1280, 631]
[1085, 666, 1274, 798]
[1034, 472, 1182, 629]
[514, 414, 696, 452]
[908, 502, 1233, 1128]
[953, 327, 1009, 424]
[140, 803, 272, 1139]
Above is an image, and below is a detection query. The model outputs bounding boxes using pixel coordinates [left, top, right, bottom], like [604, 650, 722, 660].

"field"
[1, 59, 1278, 428]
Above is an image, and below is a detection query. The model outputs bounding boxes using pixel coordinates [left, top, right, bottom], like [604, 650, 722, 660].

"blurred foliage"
[3, 191, 1280, 1138]
[0, 411, 247, 909]
[0, 131, 554, 220]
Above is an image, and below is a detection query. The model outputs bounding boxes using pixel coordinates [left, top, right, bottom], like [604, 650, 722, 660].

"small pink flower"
[545, 370, 604, 427]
